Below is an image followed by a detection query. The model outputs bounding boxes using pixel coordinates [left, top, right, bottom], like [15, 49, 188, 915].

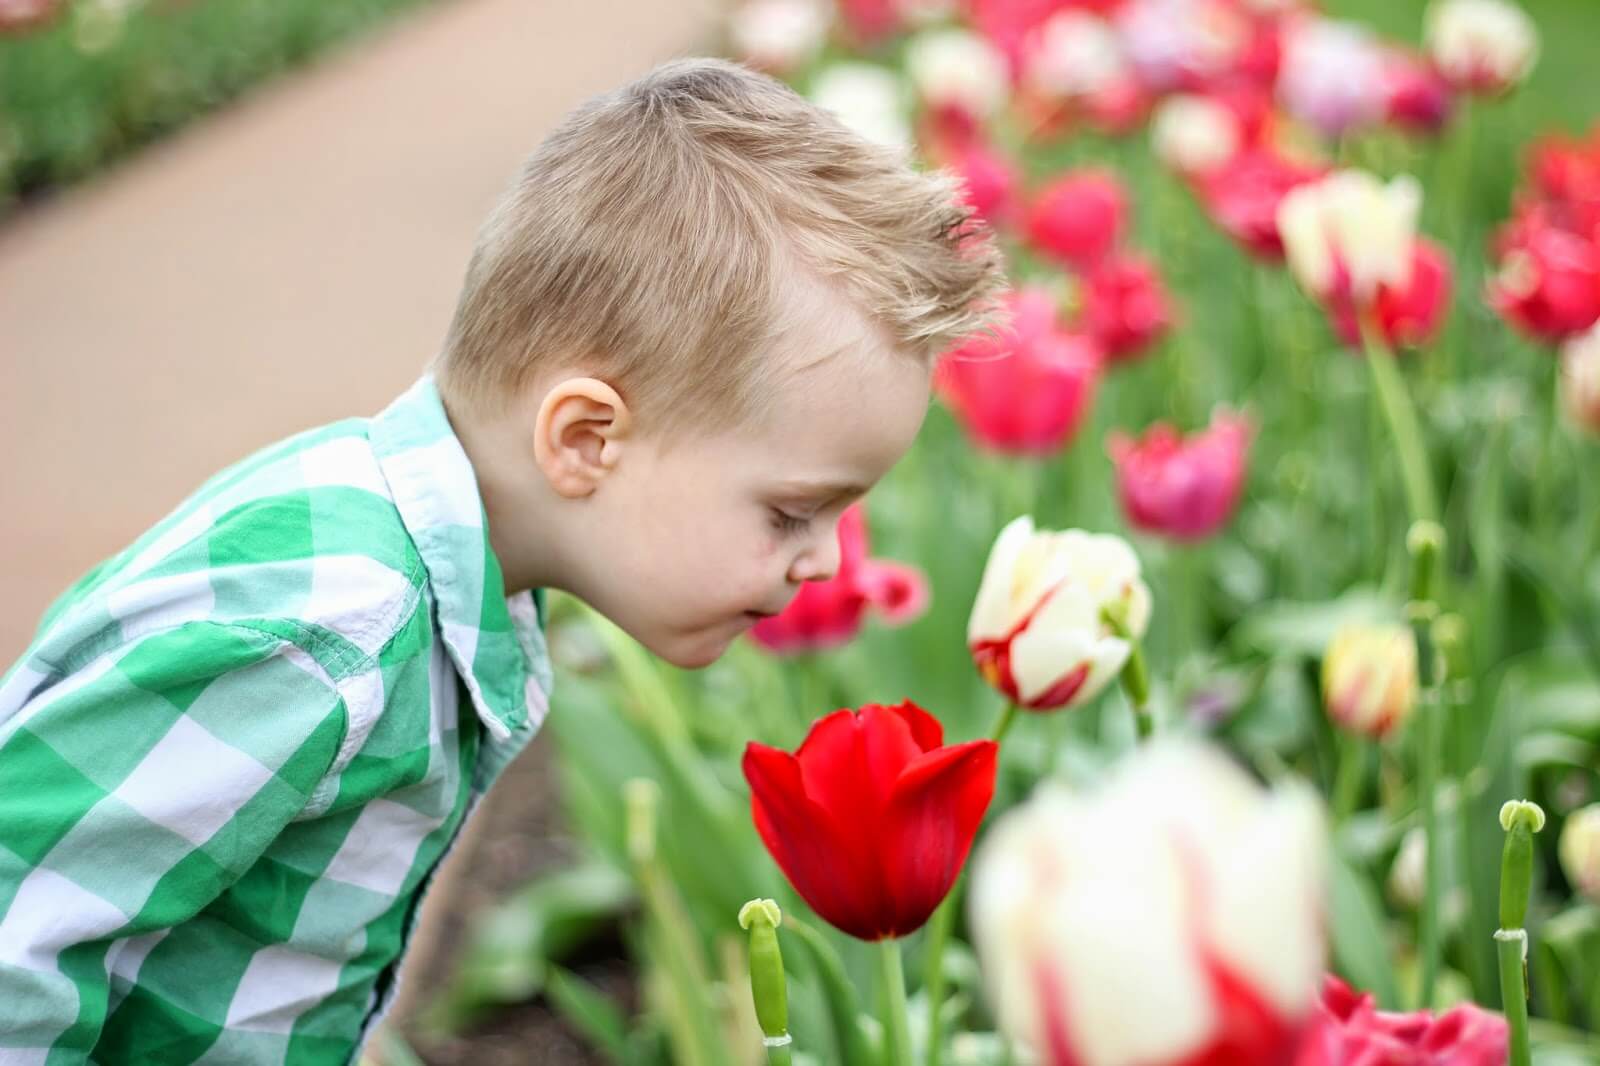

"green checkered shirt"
[0, 375, 554, 1064]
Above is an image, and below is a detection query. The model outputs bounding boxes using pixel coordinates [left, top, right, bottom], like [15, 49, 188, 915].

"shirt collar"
[369, 374, 553, 742]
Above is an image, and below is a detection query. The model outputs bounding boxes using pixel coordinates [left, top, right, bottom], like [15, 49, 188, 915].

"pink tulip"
[1109, 410, 1252, 540]
[836, 0, 901, 43]
[1488, 209, 1600, 342]
[945, 141, 1022, 230]
[1026, 169, 1128, 269]
[0, 0, 60, 33]
[965, 0, 1129, 77]
[936, 288, 1102, 455]
[1328, 239, 1454, 350]
[1195, 148, 1327, 260]
[1382, 49, 1455, 132]
[750, 505, 929, 654]
[1296, 976, 1508, 1066]
[1081, 252, 1174, 362]
[1081, 73, 1151, 136]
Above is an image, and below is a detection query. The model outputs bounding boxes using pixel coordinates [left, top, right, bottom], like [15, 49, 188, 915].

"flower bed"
[405, 0, 1600, 1062]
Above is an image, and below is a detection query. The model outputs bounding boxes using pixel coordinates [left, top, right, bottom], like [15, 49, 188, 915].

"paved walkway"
[0, 0, 719, 663]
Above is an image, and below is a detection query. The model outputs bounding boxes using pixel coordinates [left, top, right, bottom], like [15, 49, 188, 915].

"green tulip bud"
[1498, 799, 1545, 931]
[1407, 520, 1444, 603]
[739, 899, 790, 1042]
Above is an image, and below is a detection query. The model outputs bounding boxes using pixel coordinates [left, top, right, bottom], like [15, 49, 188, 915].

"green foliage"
[0, 0, 444, 209]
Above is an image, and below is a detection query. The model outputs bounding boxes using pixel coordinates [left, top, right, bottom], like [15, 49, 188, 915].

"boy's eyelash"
[770, 509, 811, 535]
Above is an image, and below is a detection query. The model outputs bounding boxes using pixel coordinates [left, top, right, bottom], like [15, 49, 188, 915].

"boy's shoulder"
[23, 413, 430, 689]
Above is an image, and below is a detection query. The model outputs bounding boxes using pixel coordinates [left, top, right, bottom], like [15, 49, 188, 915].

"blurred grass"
[0, 0, 450, 213]
[1330, 0, 1598, 133]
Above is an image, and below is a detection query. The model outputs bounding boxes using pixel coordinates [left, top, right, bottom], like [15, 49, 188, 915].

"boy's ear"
[533, 377, 632, 498]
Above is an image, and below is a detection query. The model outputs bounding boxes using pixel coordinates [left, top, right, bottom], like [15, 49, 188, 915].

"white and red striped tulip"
[1277, 169, 1423, 307]
[1424, 0, 1538, 94]
[1321, 623, 1418, 738]
[729, 0, 830, 74]
[967, 517, 1151, 712]
[970, 740, 1327, 1066]
[1561, 322, 1600, 435]
[1150, 94, 1242, 177]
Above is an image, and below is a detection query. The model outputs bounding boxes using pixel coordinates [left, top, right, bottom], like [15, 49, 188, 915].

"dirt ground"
[383, 733, 634, 1065]
[0, 0, 718, 1059]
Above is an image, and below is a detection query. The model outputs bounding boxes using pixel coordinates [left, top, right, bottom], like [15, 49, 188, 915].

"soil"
[385, 734, 633, 1066]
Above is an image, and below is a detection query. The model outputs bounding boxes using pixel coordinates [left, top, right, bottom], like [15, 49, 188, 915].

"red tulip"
[1528, 131, 1600, 234]
[935, 288, 1101, 455]
[1026, 169, 1128, 268]
[1195, 148, 1327, 260]
[1328, 239, 1453, 350]
[1109, 410, 1252, 541]
[1382, 50, 1454, 133]
[742, 701, 998, 940]
[1488, 210, 1600, 342]
[946, 141, 1022, 231]
[1081, 252, 1175, 362]
[750, 505, 929, 654]
[1296, 976, 1508, 1066]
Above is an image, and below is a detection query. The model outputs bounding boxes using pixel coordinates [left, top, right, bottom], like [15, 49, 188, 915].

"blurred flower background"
[5, 0, 1600, 1063]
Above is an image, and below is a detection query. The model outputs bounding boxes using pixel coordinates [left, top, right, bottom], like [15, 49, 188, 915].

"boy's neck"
[444, 396, 567, 599]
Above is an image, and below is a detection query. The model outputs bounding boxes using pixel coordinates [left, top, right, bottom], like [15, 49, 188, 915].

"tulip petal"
[743, 742, 886, 940]
[880, 739, 998, 934]
[795, 706, 922, 816]
[858, 560, 932, 626]
[884, 698, 944, 753]
[968, 515, 1037, 642]
[1009, 623, 1113, 707]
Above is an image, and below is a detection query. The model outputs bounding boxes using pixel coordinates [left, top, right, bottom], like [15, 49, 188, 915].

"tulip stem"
[1415, 688, 1442, 1008]
[1497, 801, 1543, 1066]
[924, 704, 1018, 1066]
[1102, 608, 1153, 739]
[1359, 315, 1438, 524]
[1497, 931, 1533, 1066]
[1331, 733, 1365, 823]
[990, 702, 1020, 744]
[922, 894, 956, 1066]
[875, 939, 914, 1066]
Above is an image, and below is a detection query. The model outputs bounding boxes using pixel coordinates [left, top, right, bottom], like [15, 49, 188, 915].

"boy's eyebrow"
[775, 478, 869, 499]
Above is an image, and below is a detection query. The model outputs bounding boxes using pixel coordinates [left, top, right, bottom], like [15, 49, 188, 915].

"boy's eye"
[769, 509, 812, 536]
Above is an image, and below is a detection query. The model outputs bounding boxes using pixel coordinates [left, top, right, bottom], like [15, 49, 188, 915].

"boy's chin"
[642, 624, 740, 670]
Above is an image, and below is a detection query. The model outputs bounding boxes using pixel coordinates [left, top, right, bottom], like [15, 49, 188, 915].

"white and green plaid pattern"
[0, 375, 553, 1064]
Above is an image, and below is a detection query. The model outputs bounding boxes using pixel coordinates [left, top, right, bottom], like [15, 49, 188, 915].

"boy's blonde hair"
[435, 56, 1005, 425]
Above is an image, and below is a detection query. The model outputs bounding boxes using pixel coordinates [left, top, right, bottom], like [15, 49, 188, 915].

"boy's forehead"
[751, 329, 930, 473]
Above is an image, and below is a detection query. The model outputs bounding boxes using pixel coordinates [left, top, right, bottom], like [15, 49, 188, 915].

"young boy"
[0, 57, 1003, 1064]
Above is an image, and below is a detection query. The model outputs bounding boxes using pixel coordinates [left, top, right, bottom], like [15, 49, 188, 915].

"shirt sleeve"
[0, 621, 347, 1060]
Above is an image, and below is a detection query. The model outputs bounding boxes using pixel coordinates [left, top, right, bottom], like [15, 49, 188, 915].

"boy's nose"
[789, 528, 842, 584]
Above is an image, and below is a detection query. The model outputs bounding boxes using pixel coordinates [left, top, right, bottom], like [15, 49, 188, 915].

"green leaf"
[781, 916, 876, 1066]
[1328, 845, 1401, 1009]
[545, 965, 631, 1063]
[1230, 590, 1397, 660]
